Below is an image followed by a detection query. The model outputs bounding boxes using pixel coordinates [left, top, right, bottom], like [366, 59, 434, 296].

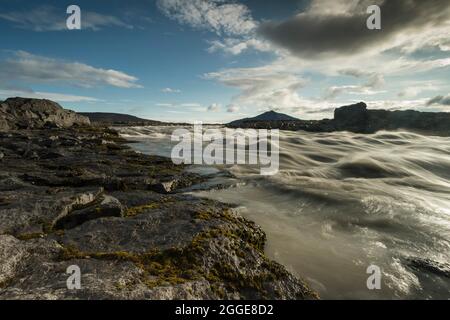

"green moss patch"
[15, 233, 44, 241]
[123, 203, 161, 217]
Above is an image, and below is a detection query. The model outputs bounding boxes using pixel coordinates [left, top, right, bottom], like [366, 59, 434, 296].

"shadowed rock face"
[334, 102, 450, 135]
[0, 98, 317, 300]
[228, 102, 450, 136]
[0, 97, 90, 131]
[333, 102, 369, 131]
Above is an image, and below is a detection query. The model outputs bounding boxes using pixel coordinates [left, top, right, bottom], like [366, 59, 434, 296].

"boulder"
[149, 180, 176, 194]
[0, 97, 90, 131]
[333, 102, 369, 132]
[0, 235, 29, 284]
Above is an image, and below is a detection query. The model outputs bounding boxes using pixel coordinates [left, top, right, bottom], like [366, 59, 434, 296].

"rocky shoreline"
[0, 98, 317, 300]
[227, 102, 450, 136]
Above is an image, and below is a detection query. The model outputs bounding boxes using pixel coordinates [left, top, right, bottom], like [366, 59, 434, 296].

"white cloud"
[0, 6, 133, 31]
[295, 53, 450, 79]
[204, 61, 307, 111]
[155, 102, 205, 112]
[324, 73, 385, 99]
[157, 0, 272, 56]
[426, 94, 450, 106]
[324, 86, 384, 100]
[157, 0, 257, 36]
[156, 103, 174, 107]
[0, 51, 142, 89]
[226, 104, 239, 113]
[161, 87, 181, 93]
[397, 81, 442, 98]
[393, 21, 450, 54]
[377, 57, 450, 75]
[207, 103, 221, 112]
[363, 98, 429, 111]
[0, 89, 99, 102]
[207, 37, 273, 55]
[306, 0, 381, 16]
[180, 103, 202, 108]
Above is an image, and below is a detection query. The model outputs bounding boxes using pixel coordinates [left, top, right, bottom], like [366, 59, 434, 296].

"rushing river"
[119, 126, 450, 299]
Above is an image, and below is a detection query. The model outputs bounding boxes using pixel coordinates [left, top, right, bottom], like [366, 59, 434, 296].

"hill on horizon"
[228, 110, 299, 126]
[79, 112, 162, 125]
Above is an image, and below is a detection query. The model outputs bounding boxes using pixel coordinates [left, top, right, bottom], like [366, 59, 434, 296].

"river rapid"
[119, 126, 450, 299]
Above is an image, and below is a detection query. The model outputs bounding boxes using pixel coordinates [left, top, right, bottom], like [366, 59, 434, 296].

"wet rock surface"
[0, 99, 317, 300]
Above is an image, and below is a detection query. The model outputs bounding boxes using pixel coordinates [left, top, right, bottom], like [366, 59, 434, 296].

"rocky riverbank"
[0, 98, 317, 300]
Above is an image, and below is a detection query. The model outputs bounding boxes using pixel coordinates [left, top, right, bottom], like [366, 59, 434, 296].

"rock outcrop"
[0, 98, 317, 300]
[227, 102, 450, 136]
[0, 97, 90, 131]
[333, 102, 369, 132]
[333, 102, 450, 135]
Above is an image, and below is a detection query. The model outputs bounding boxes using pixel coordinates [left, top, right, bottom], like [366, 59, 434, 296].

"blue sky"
[0, 0, 449, 123]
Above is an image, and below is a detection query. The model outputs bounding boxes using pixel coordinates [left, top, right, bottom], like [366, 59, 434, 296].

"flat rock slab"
[0, 187, 103, 235]
[58, 197, 226, 254]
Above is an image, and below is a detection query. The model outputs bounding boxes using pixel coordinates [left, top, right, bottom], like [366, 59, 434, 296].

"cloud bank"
[157, 0, 257, 36]
[427, 95, 450, 106]
[0, 51, 142, 89]
[0, 89, 99, 103]
[0, 6, 134, 31]
[259, 0, 450, 58]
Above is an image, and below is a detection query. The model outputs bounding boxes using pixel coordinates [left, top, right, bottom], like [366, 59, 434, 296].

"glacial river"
[119, 126, 450, 299]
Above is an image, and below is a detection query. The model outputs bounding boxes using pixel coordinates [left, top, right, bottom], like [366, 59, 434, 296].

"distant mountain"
[78, 112, 163, 126]
[229, 110, 299, 126]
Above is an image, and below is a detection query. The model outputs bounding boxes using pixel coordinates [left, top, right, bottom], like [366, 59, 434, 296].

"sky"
[0, 0, 449, 123]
